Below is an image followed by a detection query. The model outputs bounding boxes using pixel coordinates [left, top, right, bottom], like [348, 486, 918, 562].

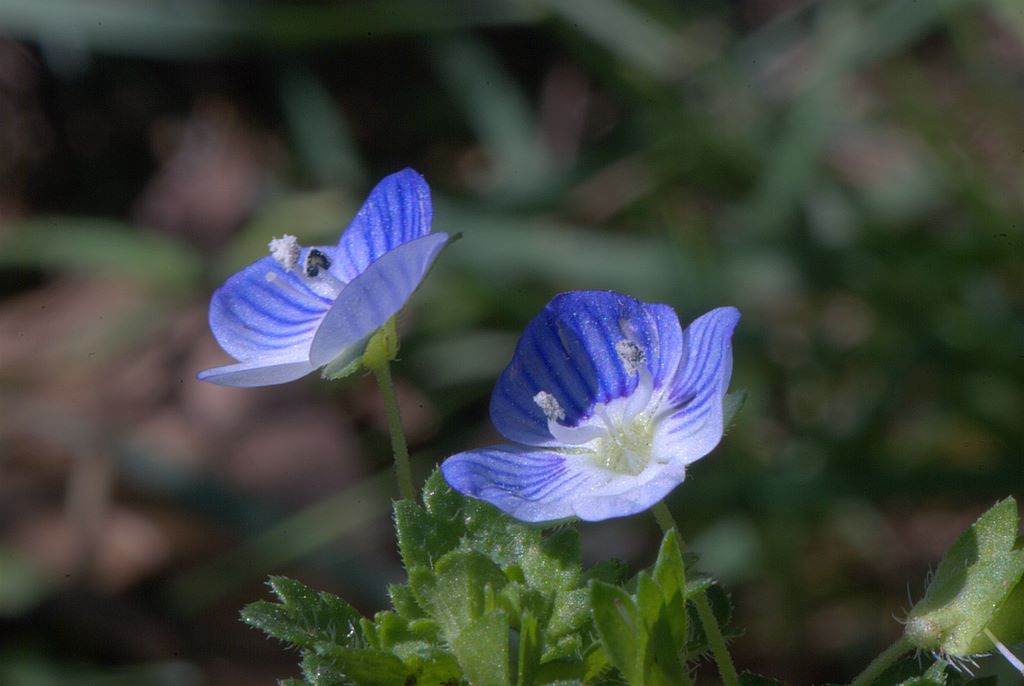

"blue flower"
[441, 291, 739, 523]
[198, 169, 448, 387]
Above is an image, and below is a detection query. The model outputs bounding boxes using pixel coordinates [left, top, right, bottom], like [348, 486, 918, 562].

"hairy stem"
[651, 501, 739, 686]
[848, 635, 913, 686]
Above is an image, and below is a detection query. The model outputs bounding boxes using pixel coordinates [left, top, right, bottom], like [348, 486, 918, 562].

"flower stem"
[371, 358, 415, 502]
[651, 501, 739, 686]
[364, 318, 415, 502]
[848, 635, 913, 686]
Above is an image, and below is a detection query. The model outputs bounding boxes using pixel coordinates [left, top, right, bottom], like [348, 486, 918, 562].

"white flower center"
[588, 404, 657, 475]
[536, 340, 667, 478]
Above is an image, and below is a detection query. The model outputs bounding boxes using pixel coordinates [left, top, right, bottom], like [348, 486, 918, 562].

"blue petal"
[197, 356, 318, 387]
[309, 233, 449, 367]
[441, 446, 595, 522]
[331, 169, 433, 283]
[441, 445, 690, 523]
[208, 251, 333, 362]
[489, 291, 684, 447]
[653, 306, 740, 465]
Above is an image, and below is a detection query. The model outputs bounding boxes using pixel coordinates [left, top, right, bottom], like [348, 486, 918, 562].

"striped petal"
[331, 168, 433, 283]
[489, 291, 684, 447]
[197, 355, 318, 388]
[309, 233, 449, 367]
[653, 307, 740, 465]
[207, 250, 334, 362]
[441, 445, 689, 523]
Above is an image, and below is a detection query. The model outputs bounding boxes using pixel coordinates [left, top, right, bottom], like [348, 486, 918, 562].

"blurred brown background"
[0, 0, 1022, 684]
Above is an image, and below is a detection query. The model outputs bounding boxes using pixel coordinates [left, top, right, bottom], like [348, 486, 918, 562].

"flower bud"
[905, 498, 1024, 664]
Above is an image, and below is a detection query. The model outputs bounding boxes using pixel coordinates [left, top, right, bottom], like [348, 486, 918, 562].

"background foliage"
[0, 0, 1021, 683]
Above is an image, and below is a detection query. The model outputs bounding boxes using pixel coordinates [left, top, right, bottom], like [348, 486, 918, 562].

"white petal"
[197, 355, 318, 387]
[441, 444, 688, 523]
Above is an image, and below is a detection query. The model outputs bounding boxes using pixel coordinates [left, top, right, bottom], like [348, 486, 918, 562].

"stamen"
[533, 391, 566, 422]
[597, 405, 618, 435]
[304, 248, 332, 277]
[269, 234, 301, 270]
[296, 248, 345, 299]
[265, 272, 329, 309]
[615, 339, 646, 375]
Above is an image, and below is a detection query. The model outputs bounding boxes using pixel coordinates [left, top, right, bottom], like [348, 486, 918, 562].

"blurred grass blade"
[854, 0, 970, 67]
[0, 218, 201, 290]
[166, 471, 393, 616]
[0, 0, 542, 58]
[429, 33, 554, 197]
[277, 64, 367, 188]
[0, 547, 53, 617]
[436, 200, 702, 303]
[542, 0, 693, 81]
[741, 3, 857, 238]
[0, 0, 239, 58]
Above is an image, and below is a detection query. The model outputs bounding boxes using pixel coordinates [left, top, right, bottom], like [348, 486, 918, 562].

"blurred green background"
[0, 0, 1022, 684]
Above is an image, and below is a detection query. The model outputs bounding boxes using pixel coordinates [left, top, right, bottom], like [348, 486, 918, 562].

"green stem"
[652, 501, 683, 548]
[361, 318, 415, 502]
[371, 358, 415, 502]
[651, 501, 739, 686]
[848, 635, 913, 686]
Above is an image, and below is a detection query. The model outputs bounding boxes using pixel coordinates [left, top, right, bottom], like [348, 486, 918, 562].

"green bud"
[905, 498, 1024, 659]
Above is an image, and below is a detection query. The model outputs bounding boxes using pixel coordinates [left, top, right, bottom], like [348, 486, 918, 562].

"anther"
[269, 234, 301, 271]
[304, 249, 332, 278]
[615, 340, 646, 375]
[533, 391, 566, 422]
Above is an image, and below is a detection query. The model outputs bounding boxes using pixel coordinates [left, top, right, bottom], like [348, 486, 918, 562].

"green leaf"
[906, 497, 1024, 657]
[636, 573, 687, 686]
[544, 587, 590, 646]
[388, 583, 426, 620]
[582, 559, 629, 586]
[533, 657, 588, 684]
[652, 530, 687, 645]
[391, 642, 461, 685]
[304, 645, 407, 686]
[450, 610, 512, 686]
[985, 573, 1024, 647]
[723, 389, 747, 430]
[683, 576, 714, 599]
[421, 469, 466, 523]
[372, 611, 416, 649]
[583, 645, 612, 683]
[394, 499, 463, 570]
[240, 576, 362, 650]
[411, 550, 508, 639]
[517, 611, 542, 686]
[393, 470, 470, 572]
[460, 499, 580, 598]
[895, 659, 946, 686]
[591, 580, 643, 685]
[321, 352, 366, 381]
